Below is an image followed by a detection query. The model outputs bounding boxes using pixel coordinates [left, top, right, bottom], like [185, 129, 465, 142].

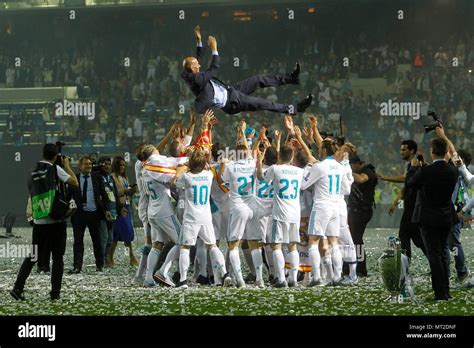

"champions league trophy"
[378, 236, 415, 303]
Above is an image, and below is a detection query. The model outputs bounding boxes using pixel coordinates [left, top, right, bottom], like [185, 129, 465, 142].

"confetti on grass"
[0, 228, 473, 316]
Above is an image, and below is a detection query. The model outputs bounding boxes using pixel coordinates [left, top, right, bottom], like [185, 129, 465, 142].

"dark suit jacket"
[181, 45, 221, 114]
[70, 172, 109, 221]
[406, 160, 458, 227]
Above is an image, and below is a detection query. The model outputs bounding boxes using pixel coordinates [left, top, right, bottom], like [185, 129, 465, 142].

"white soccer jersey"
[301, 156, 349, 206]
[175, 170, 214, 226]
[255, 164, 274, 215]
[221, 158, 257, 210]
[143, 154, 185, 219]
[135, 160, 149, 221]
[210, 162, 230, 213]
[264, 164, 304, 223]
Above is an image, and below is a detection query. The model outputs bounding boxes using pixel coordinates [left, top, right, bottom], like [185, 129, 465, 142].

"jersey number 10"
[192, 185, 209, 205]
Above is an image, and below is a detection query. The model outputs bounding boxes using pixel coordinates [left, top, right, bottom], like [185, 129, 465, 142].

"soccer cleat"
[244, 273, 256, 284]
[296, 94, 313, 113]
[274, 280, 288, 288]
[132, 275, 145, 285]
[457, 271, 470, 284]
[143, 280, 157, 288]
[236, 279, 246, 288]
[155, 271, 176, 287]
[268, 274, 277, 286]
[255, 279, 265, 288]
[10, 288, 25, 301]
[172, 271, 180, 284]
[196, 275, 210, 285]
[341, 276, 359, 286]
[332, 277, 343, 286]
[288, 280, 298, 288]
[176, 280, 188, 289]
[222, 273, 232, 287]
[308, 278, 323, 287]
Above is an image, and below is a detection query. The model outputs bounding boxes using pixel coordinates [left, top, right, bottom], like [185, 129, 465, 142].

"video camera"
[54, 141, 71, 167]
[424, 110, 442, 133]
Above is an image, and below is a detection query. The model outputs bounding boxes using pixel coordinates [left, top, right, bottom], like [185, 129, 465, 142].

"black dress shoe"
[296, 94, 313, 113]
[50, 292, 60, 301]
[290, 62, 300, 83]
[10, 288, 25, 301]
[68, 268, 81, 274]
[96, 267, 104, 272]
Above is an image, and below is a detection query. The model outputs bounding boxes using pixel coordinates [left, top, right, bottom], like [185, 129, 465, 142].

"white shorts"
[269, 219, 300, 244]
[149, 215, 181, 244]
[308, 207, 340, 237]
[227, 207, 255, 242]
[212, 210, 229, 241]
[179, 223, 216, 246]
[249, 207, 270, 243]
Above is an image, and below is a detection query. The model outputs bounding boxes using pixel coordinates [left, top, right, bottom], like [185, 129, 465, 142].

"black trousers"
[399, 211, 427, 260]
[347, 208, 373, 276]
[222, 74, 296, 115]
[14, 222, 67, 296]
[72, 211, 104, 270]
[420, 224, 451, 299]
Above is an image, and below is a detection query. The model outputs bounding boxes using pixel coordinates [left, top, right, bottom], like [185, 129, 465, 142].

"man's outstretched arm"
[195, 36, 220, 87]
[194, 25, 204, 63]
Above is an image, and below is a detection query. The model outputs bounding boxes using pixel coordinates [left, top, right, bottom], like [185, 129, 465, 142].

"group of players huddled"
[132, 109, 362, 289]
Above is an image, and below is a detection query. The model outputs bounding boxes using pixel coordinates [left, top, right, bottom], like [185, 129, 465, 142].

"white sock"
[160, 245, 179, 276]
[322, 255, 333, 282]
[242, 247, 256, 276]
[331, 244, 343, 281]
[343, 244, 358, 279]
[229, 249, 243, 283]
[209, 246, 227, 284]
[195, 239, 208, 277]
[145, 247, 160, 283]
[250, 248, 264, 282]
[179, 248, 190, 282]
[135, 244, 151, 280]
[273, 249, 286, 283]
[288, 249, 300, 284]
[309, 245, 321, 280]
[264, 245, 274, 276]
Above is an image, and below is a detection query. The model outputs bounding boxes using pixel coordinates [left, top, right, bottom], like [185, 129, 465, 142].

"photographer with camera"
[10, 143, 78, 301]
[434, 127, 471, 284]
[406, 135, 458, 301]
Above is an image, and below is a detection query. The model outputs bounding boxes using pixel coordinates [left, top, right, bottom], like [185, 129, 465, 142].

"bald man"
[181, 25, 312, 116]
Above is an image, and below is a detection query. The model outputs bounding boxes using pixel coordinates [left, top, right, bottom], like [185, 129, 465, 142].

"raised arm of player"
[294, 125, 317, 164]
[156, 120, 180, 152]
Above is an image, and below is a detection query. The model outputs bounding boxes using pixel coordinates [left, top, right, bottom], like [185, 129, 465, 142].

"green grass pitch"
[0, 227, 473, 316]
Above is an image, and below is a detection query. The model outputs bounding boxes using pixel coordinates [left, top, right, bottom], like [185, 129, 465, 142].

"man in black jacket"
[347, 155, 378, 277]
[406, 137, 458, 301]
[181, 25, 313, 116]
[69, 156, 111, 273]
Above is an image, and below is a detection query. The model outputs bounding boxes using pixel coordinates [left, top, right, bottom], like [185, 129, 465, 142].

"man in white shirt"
[173, 149, 231, 288]
[257, 145, 304, 288]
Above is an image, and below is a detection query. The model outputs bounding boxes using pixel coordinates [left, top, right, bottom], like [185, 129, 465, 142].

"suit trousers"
[399, 210, 426, 259]
[14, 222, 67, 296]
[223, 74, 295, 115]
[420, 224, 450, 299]
[72, 211, 104, 270]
